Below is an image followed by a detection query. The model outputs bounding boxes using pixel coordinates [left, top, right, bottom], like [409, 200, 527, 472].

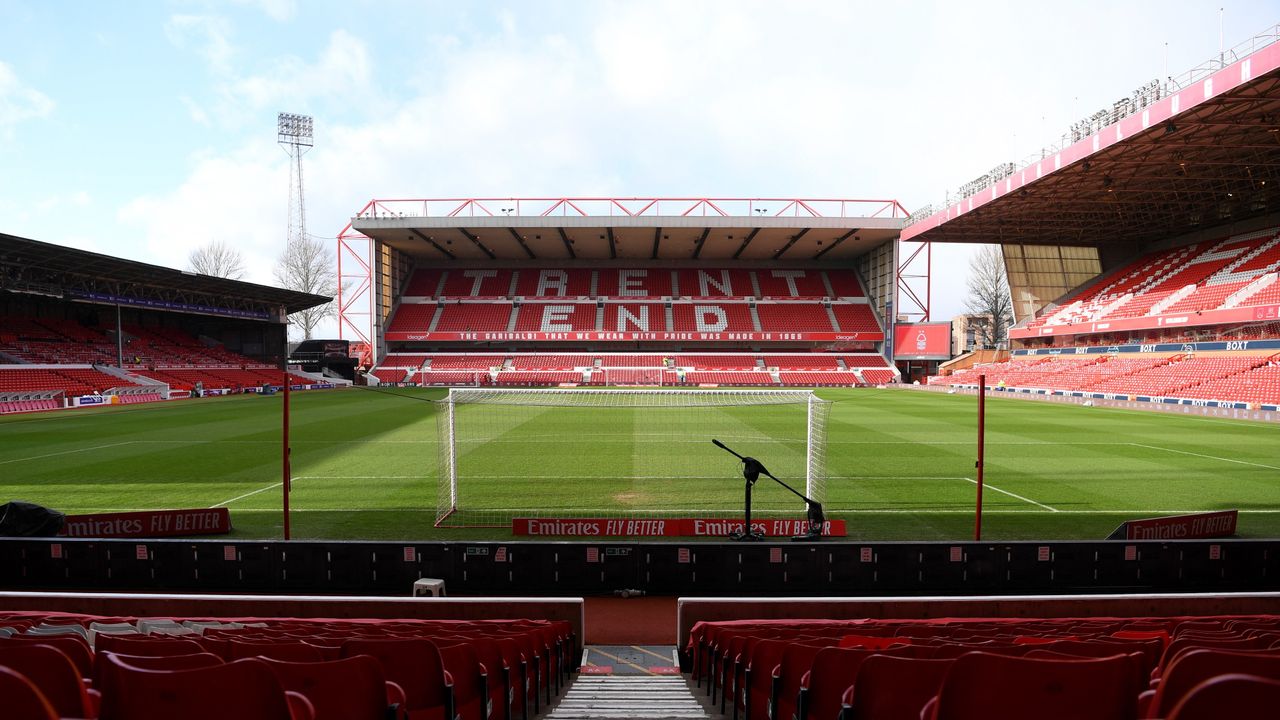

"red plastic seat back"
[0, 666, 58, 720]
[1, 634, 95, 678]
[95, 634, 205, 657]
[805, 646, 878, 720]
[95, 650, 223, 693]
[228, 640, 326, 662]
[263, 655, 390, 720]
[932, 652, 1137, 720]
[1168, 673, 1280, 720]
[340, 637, 450, 713]
[0, 644, 97, 719]
[847, 655, 954, 720]
[1151, 648, 1280, 718]
[98, 655, 297, 720]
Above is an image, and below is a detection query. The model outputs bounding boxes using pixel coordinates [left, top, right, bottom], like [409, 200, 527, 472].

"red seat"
[841, 655, 954, 720]
[94, 650, 223, 692]
[1145, 648, 1280, 718]
[227, 640, 327, 663]
[927, 651, 1138, 720]
[262, 655, 404, 720]
[1167, 673, 1280, 719]
[0, 665, 59, 720]
[797, 646, 879, 720]
[94, 634, 205, 657]
[1, 634, 95, 679]
[98, 654, 312, 720]
[340, 638, 453, 720]
[0, 644, 100, 719]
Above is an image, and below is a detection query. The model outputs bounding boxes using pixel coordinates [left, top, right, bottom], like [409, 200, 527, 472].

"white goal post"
[434, 388, 830, 528]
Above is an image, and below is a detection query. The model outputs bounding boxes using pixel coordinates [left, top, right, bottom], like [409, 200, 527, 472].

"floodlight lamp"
[277, 112, 314, 146]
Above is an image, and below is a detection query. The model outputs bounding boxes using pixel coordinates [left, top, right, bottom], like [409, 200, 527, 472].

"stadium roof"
[902, 31, 1280, 248]
[349, 197, 907, 263]
[0, 233, 330, 319]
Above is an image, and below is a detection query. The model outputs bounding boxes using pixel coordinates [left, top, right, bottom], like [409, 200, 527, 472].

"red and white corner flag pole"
[282, 360, 292, 541]
[974, 374, 987, 541]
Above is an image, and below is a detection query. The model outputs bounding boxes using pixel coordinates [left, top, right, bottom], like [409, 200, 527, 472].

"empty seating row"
[689, 614, 1280, 720]
[0, 611, 575, 720]
[1025, 227, 1280, 330]
[404, 268, 868, 299]
[388, 301, 881, 334]
[934, 354, 1280, 404]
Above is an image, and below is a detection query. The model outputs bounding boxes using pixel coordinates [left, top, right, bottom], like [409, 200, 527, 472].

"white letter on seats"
[540, 305, 575, 332]
[536, 270, 568, 297]
[695, 305, 728, 332]
[617, 306, 649, 332]
[463, 270, 497, 296]
[619, 269, 648, 297]
[698, 270, 732, 297]
[772, 270, 806, 297]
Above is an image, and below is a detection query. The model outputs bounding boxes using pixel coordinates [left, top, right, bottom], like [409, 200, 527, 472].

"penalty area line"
[1127, 443, 1280, 471]
[963, 477, 1059, 512]
[0, 441, 135, 465]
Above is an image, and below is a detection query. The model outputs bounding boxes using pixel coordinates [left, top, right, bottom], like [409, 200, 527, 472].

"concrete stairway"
[545, 676, 713, 719]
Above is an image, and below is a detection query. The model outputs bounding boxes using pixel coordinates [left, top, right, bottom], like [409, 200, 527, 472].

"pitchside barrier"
[0, 538, 1276, 596]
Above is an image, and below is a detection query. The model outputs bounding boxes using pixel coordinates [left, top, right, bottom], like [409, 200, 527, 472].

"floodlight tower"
[277, 113, 314, 251]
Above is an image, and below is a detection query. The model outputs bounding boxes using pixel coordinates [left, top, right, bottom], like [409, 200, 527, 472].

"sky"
[1, 1, 1275, 339]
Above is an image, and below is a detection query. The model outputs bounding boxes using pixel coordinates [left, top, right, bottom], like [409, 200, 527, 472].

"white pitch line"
[0, 441, 135, 465]
[963, 477, 1058, 512]
[212, 482, 283, 508]
[1128, 443, 1280, 471]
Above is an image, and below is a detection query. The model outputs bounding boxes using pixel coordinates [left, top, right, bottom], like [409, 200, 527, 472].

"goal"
[434, 388, 830, 527]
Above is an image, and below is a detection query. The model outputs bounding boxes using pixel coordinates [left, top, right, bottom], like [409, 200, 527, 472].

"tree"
[963, 244, 1014, 349]
[274, 236, 336, 340]
[187, 240, 246, 280]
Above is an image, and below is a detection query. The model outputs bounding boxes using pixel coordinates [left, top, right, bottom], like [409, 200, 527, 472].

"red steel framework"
[336, 197, 926, 353]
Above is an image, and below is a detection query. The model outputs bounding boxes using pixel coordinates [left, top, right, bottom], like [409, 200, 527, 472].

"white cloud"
[231, 0, 297, 22]
[0, 62, 54, 139]
[217, 29, 373, 116]
[165, 14, 236, 75]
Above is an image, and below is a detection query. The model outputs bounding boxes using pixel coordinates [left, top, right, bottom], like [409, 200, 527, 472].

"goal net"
[435, 388, 830, 528]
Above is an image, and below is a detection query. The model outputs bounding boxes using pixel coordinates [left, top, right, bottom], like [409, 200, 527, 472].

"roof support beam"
[557, 227, 576, 259]
[731, 227, 760, 260]
[772, 228, 810, 260]
[606, 227, 617, 260]
[457, 228, 496, 260]
[506, 228, 537, 259]
[815, 228, 859, 259]
[651, 227, 663, 260]
[410, 229, 455, 260]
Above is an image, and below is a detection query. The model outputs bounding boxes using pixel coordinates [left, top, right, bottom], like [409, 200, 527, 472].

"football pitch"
[1, 386, 1278, 541]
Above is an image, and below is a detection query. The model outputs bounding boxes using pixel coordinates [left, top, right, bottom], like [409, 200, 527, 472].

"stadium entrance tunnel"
[0, 538, 1276, 597]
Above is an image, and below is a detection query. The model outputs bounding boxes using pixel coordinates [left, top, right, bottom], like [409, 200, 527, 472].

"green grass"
[1, 387, 1278, 541]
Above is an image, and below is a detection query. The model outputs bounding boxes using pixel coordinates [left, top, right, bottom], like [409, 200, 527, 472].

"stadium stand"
[686, 614, 1280, 720]
[755, 303, 836, 332]
[0, 611, 575, 720]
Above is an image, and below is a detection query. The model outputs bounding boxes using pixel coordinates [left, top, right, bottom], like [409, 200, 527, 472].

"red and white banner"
[512, 517, 847, 537]
[386, 330, 883, 343]
[1010, 304, 1280, 339]
[893, 323, 952, 359]
[1117, 510, 1238, 540]
[60, 508, 232, 538]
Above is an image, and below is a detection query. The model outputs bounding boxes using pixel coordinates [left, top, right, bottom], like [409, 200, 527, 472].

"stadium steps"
[427, 304, 443, 332]
[825, 303, 840, 331]
[547, 676, 712, 719]
[820, 270, 836, 298]
[748, 305, 762, 332]
[749, 272, 762, 299]
[596, 304, 605, 331]
[506, 305, 519, 332]
[665, 304, 675, 331]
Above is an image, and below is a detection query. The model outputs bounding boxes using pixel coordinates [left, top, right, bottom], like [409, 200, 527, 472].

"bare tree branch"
[274, 236, 336, 340]
[187, 241, 247, 280]
[964, 244, 1014, 348]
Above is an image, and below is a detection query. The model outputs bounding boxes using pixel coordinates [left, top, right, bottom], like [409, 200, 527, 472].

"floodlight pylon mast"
[276, 113, 312, 542]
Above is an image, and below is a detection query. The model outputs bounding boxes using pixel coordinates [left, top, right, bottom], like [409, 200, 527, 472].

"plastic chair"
[94, 650, 224, 693]
[437, 643, 488, 720]
[262, 655, 404, 720]
[0, 643, 101, 719]
[97, 654, 313, 720]
[95, 634, 205, 656]
[1167, 673, 1280, 719]
[927, 651, 1138, 720]
[797, 646, 877, 720]
[227, 640, 327, 662]
[0, 665, 59, 720]
[1145, 648, 1280, 718]
[772, 642, 833, 720]
[1, 634, 95, 679]
[340, 637, 454, 720]
[840, 655, 954, 720]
